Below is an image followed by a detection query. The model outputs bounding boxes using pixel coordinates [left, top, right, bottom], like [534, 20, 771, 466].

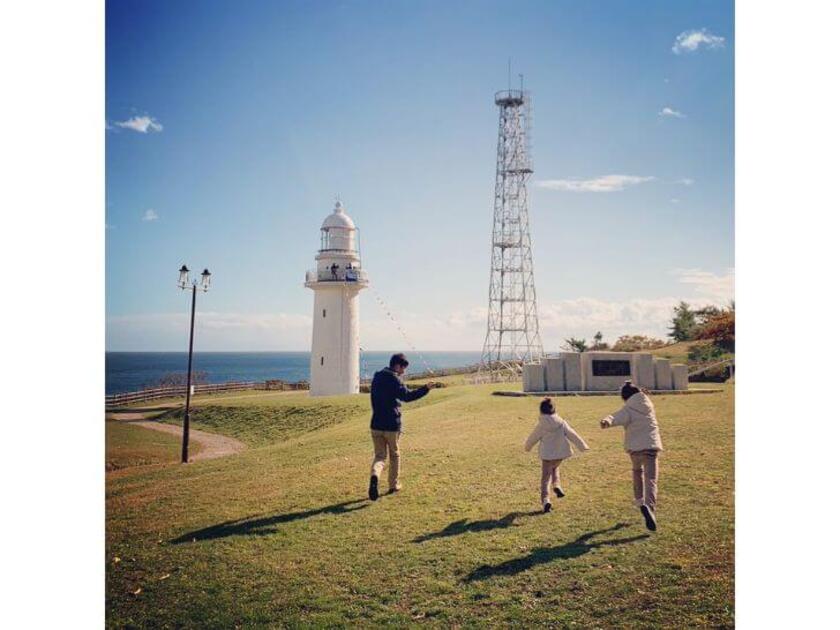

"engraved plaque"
[592, 359, 631, 377]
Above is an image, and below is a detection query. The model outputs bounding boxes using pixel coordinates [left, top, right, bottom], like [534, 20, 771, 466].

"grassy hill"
[648, 341, 703, 364]
[106, 382, 734, 627]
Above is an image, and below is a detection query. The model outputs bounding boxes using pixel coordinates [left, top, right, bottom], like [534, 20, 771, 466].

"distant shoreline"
[106, 350, 484, 395]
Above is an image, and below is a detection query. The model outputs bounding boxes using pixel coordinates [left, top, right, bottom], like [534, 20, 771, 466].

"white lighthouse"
[304, 201, 368, 396]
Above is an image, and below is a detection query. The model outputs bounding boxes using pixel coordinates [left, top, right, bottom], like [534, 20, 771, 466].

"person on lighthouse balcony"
[368, 353, 436, 500]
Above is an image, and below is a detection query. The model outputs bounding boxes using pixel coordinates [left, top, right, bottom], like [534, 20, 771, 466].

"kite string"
[367, 281, 435, 378]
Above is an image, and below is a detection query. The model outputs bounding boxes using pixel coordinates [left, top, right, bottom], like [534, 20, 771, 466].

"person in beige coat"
[600, 381, 663, 531]
[525, 398, 590, 513]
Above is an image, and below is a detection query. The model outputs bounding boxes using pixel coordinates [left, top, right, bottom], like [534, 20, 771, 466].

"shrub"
[695, 310, 735, 352]
[612, 335, 667, 352]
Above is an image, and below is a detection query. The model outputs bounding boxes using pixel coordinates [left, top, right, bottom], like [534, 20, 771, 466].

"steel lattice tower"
[479, 85, 544, 379]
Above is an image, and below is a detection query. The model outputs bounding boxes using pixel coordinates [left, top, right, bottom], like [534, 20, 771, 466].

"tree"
[612, 335, 667, 352]
[589, 331, 609, 351]
[694, 305, 724, 327]
[668, 301, 698, 342]
[695, 308, 735, 352]
[563, 337, 588, 353]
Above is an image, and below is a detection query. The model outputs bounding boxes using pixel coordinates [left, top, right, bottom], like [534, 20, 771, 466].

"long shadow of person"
[413, 511, 544, 543]
[171, 499, 369, 544]
[463, 523, 649, 582]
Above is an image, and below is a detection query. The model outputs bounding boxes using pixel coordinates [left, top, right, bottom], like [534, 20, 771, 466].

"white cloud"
[676, 177, 694, 186]
[539, 297, 680, 343]
[107, 270, 735, 351]
[536, 175, 655, 193]
[670, 198, 680, 204]
[141, 209, 159, 222]
[658, 107, 686, 119]
[671, 268, 734, 304]
[672, 28, 725, 54]
[113, 115, 163, 133]
[360, 269, 734, 350]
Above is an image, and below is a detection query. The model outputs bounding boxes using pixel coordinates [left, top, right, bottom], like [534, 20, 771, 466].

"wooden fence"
[106, 363, 481, 408]
[105, 380, 307, 407]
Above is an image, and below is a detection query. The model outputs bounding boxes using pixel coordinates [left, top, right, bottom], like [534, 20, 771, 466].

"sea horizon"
[105, 350, 483, 395]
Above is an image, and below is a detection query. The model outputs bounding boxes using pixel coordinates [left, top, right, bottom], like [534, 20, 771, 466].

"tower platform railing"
[305, 268, 369, 283]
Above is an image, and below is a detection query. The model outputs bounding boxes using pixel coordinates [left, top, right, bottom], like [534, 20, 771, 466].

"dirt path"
[132, 421, 246, 461]
[108, 408, 246, 462]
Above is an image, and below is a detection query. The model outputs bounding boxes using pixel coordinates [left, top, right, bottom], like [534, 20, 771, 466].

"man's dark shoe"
[543, 502, 552, 513]
[640, 505, 657, 531]
[368, 476, 379, 501]
[554, 487, 565, 498]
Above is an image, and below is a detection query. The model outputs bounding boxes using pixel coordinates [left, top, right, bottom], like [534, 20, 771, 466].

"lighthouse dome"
[321, 201, 356, 230]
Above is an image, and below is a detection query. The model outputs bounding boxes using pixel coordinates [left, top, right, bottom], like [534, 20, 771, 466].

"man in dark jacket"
[368, 353, 434, 500]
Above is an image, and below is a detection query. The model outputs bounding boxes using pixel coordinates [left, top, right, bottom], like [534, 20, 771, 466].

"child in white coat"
[525, 397, 590, 513]
[600, 381, 663, 531]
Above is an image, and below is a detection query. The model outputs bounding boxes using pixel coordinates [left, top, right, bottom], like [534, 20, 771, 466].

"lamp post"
[178, 265, 211, 463]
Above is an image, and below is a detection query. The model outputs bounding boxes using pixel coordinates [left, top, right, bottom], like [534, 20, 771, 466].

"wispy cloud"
[675, 177, 694, 186]
[113, 115, 163, 134]
[107, 268, 735, 352]
[672, 268, 734, 304]
[141, 209, 159, 222]
[536, 175, 654, 193]
[658, 107, 686, 119]
[672, 28, 725, 54]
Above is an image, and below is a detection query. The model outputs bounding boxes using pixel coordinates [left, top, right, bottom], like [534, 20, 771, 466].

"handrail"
[687, 358, 734, 378]
[305, 268, 369, 283]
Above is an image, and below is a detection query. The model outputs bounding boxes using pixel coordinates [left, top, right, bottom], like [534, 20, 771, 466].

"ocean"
[105, 351, 483, 394]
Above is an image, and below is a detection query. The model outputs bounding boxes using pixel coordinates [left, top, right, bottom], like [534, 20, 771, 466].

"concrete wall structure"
[544, 357, 565, 391]
[522, 351, 688, 393]
[672, 364, 689, 390]
[523, 363, 546, 392]
[633, 353, 656, 390]
[581, 352, 635, 392]
[654, 358, 672, 391]
[561, 352, 584, 391]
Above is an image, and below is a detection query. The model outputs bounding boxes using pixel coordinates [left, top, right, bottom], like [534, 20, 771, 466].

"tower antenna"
[477, 76, 544, 382]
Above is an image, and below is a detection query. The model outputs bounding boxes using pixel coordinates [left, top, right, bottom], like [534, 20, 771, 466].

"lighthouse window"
[320, 356, 324, 366]
[322, 309, 326, 318]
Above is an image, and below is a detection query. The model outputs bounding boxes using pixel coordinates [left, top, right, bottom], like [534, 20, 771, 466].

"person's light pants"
[370, 430, 401, 491]
[630, 449, 660, 511]
[540, 459, 562, 505]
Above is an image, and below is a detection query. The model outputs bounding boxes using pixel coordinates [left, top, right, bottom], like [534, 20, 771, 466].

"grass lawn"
[106, 382, 734, 628]
[106, 421, 201, 471]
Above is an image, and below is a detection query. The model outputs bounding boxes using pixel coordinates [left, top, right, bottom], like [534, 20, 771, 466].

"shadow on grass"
[171, 499, 369, 544]
[463, 523, 649, 582]
[414, 511, 544, 543]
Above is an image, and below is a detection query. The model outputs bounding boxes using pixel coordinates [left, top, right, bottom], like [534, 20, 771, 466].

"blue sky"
[106, 0, 733, 351]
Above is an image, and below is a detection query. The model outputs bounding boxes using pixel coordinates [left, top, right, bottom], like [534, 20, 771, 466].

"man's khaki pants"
[370, 430, 401, 491]
[630, 449, 659, 511]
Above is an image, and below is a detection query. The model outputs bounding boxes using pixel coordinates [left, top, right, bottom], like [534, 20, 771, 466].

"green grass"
[160, 401, 368, 447]
[106, 383, 734, 628]
[106, 421, 201, 471]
